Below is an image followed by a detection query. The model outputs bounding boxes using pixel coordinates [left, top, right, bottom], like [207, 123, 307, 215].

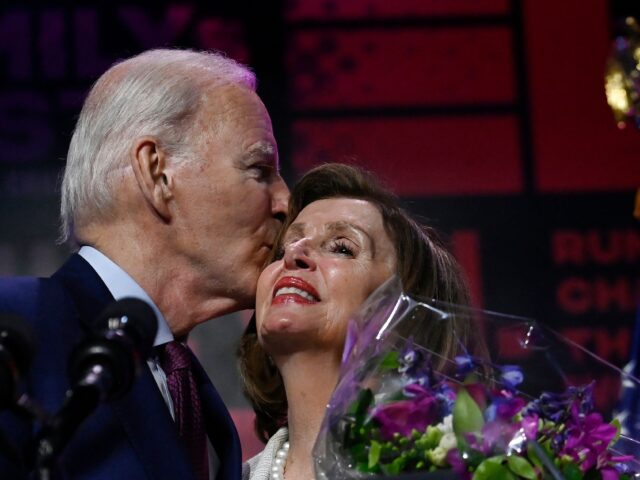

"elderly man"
[0, 49, 288, 479]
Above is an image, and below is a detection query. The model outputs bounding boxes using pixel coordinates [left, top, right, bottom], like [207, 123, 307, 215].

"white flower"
[439, 432, 457, 451]
[427, 445, 448, 466]
[434, 414, 453, 434]
[427, 431, 457, 467]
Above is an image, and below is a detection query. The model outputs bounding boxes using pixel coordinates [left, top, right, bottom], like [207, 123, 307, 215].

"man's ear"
[130, 137, 174, 221]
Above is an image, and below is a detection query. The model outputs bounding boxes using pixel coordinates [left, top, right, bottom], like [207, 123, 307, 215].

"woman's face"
[255, 197, 397, 355]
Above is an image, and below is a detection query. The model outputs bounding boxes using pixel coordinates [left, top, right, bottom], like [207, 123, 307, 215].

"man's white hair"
[60, 49, 256, 244]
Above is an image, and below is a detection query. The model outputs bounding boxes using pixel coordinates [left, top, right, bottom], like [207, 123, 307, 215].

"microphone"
[0, 312, 36, 410]
[35, 298, 157, 473]
[67, 297, 157, 401]
[0, 313, 36, 472]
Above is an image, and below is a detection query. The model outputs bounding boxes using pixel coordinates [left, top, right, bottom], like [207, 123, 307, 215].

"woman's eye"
[330, 240, 355, 257]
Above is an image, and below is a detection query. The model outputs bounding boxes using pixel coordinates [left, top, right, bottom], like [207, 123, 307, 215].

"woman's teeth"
[274, 287, 317, 302]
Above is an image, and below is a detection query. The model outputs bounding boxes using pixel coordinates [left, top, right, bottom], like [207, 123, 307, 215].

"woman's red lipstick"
[272, 276, 320, 305]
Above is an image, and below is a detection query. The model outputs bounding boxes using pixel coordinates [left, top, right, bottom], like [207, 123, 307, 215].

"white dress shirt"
[78, 246, 175, 417]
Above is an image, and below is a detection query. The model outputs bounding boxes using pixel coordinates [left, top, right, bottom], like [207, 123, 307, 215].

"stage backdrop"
[0, 0, 638, 459]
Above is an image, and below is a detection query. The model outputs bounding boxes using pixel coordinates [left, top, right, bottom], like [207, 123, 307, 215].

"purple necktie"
[160, 341, 209, 480]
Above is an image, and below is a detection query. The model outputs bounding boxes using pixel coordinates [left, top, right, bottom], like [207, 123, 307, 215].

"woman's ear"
[130, 136, 174, 222]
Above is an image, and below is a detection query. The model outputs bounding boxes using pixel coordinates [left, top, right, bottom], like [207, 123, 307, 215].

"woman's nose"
[283, 240, 317, 270]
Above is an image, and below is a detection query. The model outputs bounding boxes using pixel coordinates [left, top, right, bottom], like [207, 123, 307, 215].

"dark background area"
[0, 0, 638, 457]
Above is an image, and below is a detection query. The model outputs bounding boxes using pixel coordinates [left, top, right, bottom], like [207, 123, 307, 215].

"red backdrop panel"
[285, 0, 509, 20]
[525, 0, 640, 192]
[451, 230, 484, 308]
[288, 27, 515, 109]
[292, 115, 522, 195]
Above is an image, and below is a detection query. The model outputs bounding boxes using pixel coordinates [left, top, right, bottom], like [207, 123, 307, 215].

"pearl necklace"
[270, 440, 290, 480]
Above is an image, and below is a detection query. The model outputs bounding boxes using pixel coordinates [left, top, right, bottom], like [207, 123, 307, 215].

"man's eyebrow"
[246, 141, 276, 159]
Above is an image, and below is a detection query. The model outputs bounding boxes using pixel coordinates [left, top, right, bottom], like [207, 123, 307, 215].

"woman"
[239, 163, 472, 480]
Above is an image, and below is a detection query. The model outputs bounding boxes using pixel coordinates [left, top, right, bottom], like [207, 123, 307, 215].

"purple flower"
[525, 382, 594, 423]
[436, 382, 456, 413]
[485, 390, 526, 422]
[446, 449, 470, 480]
[371, 383, 440, 440]
[600, 467, 620, 480]
[467, 420, 519, 455]
[560, 405, 618, 472]
[398, 339, 432, 386]
[520, 414, 539, 440]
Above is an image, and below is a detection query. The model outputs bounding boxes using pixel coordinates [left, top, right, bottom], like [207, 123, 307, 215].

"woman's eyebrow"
[284, 222, 305, 240]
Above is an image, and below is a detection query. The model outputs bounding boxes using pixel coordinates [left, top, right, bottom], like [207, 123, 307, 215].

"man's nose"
[271, 175, 289, 223]
[283, 239, 316, 271]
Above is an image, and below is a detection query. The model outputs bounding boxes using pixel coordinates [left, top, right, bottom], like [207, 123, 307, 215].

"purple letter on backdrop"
[0, 92, 53, 163]
[119, 5, 194, 49]
[0, 10, 31, 79]
[40, 10, 66, 80]
[74, 9, 113, 79]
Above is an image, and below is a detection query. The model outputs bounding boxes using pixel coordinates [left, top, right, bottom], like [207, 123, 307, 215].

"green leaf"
[611, 418, 622, 444]
[415, 426, 443, 450]
[380, 457, 406, 475]
[368, 440, 381, 469]
[561, 462, 583, 480]
[350, 443, 367, 463]
[473, 457, 516, 480]
[380, 351, 400, 370]
[583, 468, 601, 480]
[526, 442, 543, 470]
[453, 386, 485, 436]
[506, 455, 537, 480]
[348, 388, 374, 417]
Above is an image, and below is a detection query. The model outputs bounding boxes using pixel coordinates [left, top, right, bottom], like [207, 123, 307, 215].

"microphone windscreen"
[95, 298, 157, 357]
[0, 312, 36, 376]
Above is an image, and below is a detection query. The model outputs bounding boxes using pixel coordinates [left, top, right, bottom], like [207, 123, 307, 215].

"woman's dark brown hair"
[238, 163, 473, 443]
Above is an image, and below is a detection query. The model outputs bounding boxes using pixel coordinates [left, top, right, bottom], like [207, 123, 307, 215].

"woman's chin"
[259, 320, 319, 354]
[260, 316, 295, 335]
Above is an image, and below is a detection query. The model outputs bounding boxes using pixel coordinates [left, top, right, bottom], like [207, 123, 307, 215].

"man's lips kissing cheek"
[272, 276, 320, 305]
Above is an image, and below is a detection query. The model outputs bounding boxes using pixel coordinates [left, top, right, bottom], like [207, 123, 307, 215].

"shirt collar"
[78, 246, 173, 347]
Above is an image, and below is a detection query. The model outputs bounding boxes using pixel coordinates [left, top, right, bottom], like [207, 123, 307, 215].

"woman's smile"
[272, 276, 320, 305]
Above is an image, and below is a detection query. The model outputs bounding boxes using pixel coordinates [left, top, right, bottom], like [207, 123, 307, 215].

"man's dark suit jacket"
[0, 254, 242, 479]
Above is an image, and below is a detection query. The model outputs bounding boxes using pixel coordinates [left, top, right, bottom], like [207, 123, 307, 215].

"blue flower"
[499, 365, 524, 391]
[454, 354, 477, 378]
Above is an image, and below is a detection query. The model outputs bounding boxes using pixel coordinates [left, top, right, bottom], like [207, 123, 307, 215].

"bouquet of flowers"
[313, 277, 640, 479]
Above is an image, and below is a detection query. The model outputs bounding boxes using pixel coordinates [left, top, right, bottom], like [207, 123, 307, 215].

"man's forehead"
[202, 82, 253, 108]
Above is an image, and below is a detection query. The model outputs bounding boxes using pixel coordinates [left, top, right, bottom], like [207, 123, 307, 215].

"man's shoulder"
[0, 274, 61, 318]
[0, 253, 97, 321]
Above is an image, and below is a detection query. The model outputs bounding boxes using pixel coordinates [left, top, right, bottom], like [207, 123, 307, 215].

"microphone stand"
[0, 394, 49, 478]
[34, 365, 111, 480]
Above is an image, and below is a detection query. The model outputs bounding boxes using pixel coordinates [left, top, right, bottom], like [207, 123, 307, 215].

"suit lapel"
[191, 355, 242, 480]
[111, 367, 195, 479]
[53, 254, 196, 479]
